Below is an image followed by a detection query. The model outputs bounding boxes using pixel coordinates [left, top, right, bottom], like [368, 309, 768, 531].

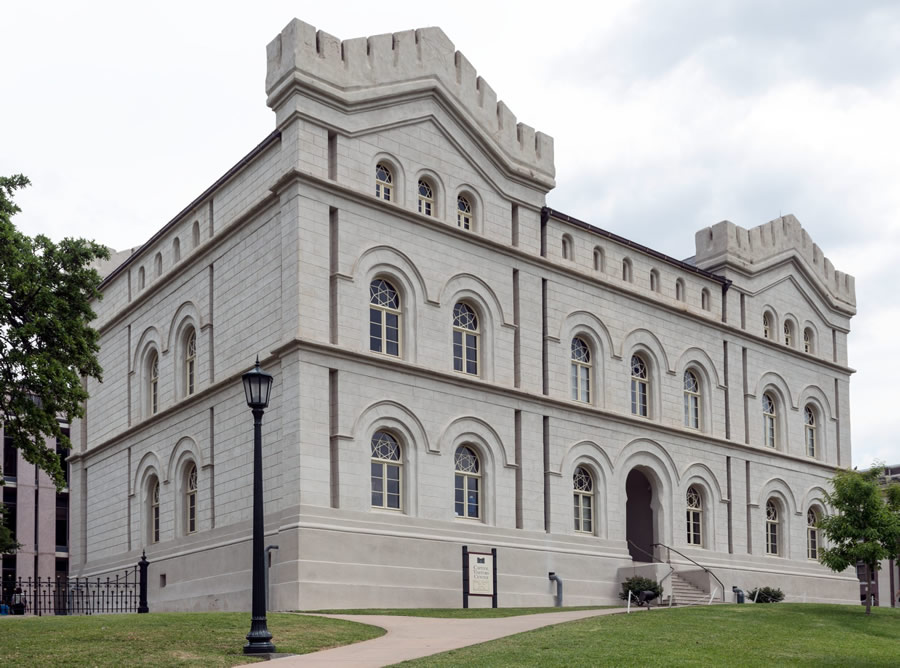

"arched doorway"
[626, 468, 655, 561]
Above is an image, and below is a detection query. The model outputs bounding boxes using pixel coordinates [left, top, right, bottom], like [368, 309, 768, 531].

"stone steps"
[667, 573, 711, 606]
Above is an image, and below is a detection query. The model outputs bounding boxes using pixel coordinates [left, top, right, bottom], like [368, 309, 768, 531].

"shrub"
[619, 576, 662, 603]
[747, 586, 785, 603]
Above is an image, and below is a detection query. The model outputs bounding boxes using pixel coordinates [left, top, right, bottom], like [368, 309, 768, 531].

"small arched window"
[192, 221, 201, 248]
[675, 278, 685, 302]
[762, 393, 776, 448]
[457, 196, 472, 230]
[369, 279, 401, 357]
[766, 499, 779, 555]
[173, 237, 181, 263]
[807, 508, 819, 560]
[593, 247, 605, 272]
[454, 445, 481, 519]
[150, 479, 160, 544]
[138, 267, 146, 290]
[784, 321, 794, 347]
[149, 352, 160, 415]
[417, 179, 434, 217]
[375, 163, 393, 201]
[185, 464, 197, 534]
[571, 337, 591, 403]
[371, 431, 402, 510]
[562, 234, 572, 260]
[683, 370, 700, 429]
[686, 486, 702, 546]
[649, 269, 659, 292]
[184, 330, 196, 397]
[573, 466, 594, 533]
[154, 252, 162, 277]
[701, 289, 710, 311]
[803, 328, 814, 354]
[804, 406, 817, 458]
[622, 258, 633, 283]
[763, 314, 771, 339]
[452, 303, 479, 375]
[630, 355, 649, 417]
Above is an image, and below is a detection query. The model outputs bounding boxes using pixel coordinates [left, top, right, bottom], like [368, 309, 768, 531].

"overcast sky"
[3, 1, 898, 468]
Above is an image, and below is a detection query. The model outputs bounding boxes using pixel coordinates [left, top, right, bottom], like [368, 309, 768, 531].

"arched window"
[417, 179, 434, 217]
[571, 337, 591, 403]
[452, 303, 479, 375]
[675, 279, 685, 302]
[573, 466, 594, 533]
[803, 328, 814, 354]
[649, 269, 659, 292]
[154, 252, 162, 277]
[630, 355, 649, 417]
[622, 258, 633, 283]
[763, 314, 771, 339]
[184, 330, 196, 397]
[807, 508, 819, 560]
[593, 247, 605, 272]
[371, 431, 402, 510]
[138, 267, 145, 290]
[150, 479, 160, 544]
[562, 234, 572, 260]
[804, 406, 817, 458]
[762, 393, 776, 448]
[454, 445, 480, 519]
[766, 499, 779, 555]
[457, 196, 472, 230]
[185, 464, 197, 534]
[683, 370, 700, 430]
[369, 279, 401, 357]
[686, 486, 702, 546]
[701, 289, 710, 311]
[784, 321, 794, 347]
[192, 221, 201, 248]
[375, 163, 393, 201]
[149, 352, 159, 415]
[173, 237, 181, 263]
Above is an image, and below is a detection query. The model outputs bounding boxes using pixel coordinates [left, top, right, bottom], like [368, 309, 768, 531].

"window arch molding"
[622, 332, 669, 420]
[806, 503, 825, 561]
[441, 279, 507, 382]
[372, 154, 405, 205]
[454, 186, 482, 233]
[568, 455, 608, 538]
[701, 288, 711, 311]
[450, 440, 493, 524]
[680, 471, 721, 551]
[561, 234, 574, 261]
[675, 278, 686, 302]
[762, 307, 778, 340]
[137, 341, 163, 419]
[783, 315, 798, 348]
[440, 418, 509, 525]
[801, 322, 818, 355]
[172, 237, 181, 263]
[593, 247, 605, 273]
[132, 452, 163, 548]
[649, 269, 660, 293]
[191, 221, 201, 248]
[172, 456, 199, 536]
[366, 424, 416, 514]
[413, 169, 444, 219]
[675, 351, 720, 434]
[622, 257, 633, 283]
[559, 313, 613, 409]
[762, 495, 790, 557]
[757, 482, 798, 558]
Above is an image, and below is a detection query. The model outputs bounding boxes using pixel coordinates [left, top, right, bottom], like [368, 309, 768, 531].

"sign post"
[462, 546, 497, 608]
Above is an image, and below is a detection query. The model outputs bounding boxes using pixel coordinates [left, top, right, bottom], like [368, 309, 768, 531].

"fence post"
[137, 551, 149, 613]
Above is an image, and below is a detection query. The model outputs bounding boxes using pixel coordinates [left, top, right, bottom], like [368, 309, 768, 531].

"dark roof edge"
[100, 130, 283, 287]
[542, 206, 729, 284]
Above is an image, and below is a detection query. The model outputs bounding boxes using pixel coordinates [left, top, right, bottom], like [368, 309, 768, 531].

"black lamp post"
[242, 357, 275, 655]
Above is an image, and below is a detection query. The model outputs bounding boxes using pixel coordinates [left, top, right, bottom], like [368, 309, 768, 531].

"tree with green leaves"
[0, 174, 108, 512]
[818, 466, 900, 615]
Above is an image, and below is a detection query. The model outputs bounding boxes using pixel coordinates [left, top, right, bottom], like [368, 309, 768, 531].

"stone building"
[68, 19, 859, 610]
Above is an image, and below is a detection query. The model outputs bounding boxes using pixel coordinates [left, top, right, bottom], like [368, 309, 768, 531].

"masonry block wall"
[69, 19, 859, 611]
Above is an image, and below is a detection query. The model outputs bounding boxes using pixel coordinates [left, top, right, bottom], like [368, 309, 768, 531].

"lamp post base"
[244, 616, 276, 654]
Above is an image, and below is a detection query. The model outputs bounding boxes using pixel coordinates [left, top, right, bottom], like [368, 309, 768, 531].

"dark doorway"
[626, 469, 654, 561]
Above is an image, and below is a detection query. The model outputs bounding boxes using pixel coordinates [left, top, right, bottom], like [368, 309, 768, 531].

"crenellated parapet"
[265, 19, 554, 188]
[694, 215, 856, 311]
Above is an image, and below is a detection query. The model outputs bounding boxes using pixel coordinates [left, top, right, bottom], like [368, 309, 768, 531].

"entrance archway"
[626, 468, 655, 561]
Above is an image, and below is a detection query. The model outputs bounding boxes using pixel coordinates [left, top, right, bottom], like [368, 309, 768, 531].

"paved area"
[269, 607, 641, 667]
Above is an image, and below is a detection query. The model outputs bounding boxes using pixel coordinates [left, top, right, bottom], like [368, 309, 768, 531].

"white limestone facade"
[69, 19, 859, 611]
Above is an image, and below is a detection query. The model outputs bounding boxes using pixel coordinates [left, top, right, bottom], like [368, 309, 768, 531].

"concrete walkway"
[269, 607, 642, 667]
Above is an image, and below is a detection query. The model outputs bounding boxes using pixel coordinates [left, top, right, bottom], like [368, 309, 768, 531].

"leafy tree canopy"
[818, 465, 900, 613]
[0, 174, 108, 491]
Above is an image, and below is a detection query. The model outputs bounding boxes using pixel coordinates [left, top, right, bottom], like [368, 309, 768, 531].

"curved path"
[270, 607, 642, 667]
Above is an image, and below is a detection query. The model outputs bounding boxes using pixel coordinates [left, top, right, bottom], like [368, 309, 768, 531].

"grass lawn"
[397, 604, 900, 667]
[0, 611, 383, 667]
[311, 606, 610, 618]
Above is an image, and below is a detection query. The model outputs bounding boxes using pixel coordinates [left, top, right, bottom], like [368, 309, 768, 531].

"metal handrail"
[626, 539, 675, 592]
[653, 542, 726, 602]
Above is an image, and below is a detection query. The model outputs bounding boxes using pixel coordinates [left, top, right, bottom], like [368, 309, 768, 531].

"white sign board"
[468, 552, 494, 596]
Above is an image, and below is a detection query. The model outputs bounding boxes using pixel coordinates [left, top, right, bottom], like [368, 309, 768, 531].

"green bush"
[747, 586, 785, 603]
[619, 576, 662, 604]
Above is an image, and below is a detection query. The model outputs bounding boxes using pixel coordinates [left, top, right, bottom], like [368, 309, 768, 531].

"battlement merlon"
[265, 19, 555, 190]
[693, 215, 856, 313]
